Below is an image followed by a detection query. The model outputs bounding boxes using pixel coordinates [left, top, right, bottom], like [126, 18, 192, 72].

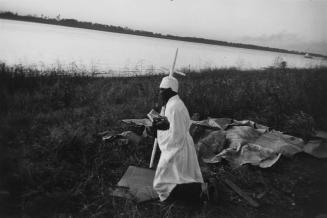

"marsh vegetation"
[0, 63, 326, 217]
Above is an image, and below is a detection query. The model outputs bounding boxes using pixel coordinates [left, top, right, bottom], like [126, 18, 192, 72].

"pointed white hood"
[159, 76, 178, 92]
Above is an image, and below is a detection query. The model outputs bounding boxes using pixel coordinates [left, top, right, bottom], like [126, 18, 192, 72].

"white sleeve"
[166, 108, 186, 150]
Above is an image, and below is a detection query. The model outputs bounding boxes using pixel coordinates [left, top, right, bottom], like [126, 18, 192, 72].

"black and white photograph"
[0, 0, 326, 217]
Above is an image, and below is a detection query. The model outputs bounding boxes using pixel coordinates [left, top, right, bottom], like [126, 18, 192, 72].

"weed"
[0, 63, 326, 217]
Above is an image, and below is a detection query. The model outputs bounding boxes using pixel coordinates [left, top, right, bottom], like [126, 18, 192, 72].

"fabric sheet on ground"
[123, 117, 327, 168]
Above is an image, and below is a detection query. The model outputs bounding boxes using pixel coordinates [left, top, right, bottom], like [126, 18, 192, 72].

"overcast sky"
[1, 0, 326, 54]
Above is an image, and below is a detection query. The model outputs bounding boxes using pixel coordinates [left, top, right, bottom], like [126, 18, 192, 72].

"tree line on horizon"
[0, 11, 326, 58]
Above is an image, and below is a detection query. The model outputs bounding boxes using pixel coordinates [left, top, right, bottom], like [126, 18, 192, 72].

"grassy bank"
[0, 63, 327, 217]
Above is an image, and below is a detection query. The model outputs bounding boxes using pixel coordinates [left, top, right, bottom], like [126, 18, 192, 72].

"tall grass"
[0, 63, 326, 217]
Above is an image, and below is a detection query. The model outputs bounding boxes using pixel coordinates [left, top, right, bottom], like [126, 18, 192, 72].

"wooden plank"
[222, 177, 260, 208]
[111, 166, 158, 203]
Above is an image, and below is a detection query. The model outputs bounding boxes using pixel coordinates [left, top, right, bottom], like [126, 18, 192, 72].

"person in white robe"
[152, 76, 204, 203]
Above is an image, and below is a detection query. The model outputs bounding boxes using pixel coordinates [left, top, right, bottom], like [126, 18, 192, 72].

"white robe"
[153, 95, 204, 201]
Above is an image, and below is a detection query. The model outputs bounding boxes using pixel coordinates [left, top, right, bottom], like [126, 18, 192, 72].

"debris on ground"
[121, 117, 327, 168]
[102, 117, 327, 216]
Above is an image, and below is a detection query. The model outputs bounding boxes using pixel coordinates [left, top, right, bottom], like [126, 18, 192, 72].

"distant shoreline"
[1, 11, 326, 58]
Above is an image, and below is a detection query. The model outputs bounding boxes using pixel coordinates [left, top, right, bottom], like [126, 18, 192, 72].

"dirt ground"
[1, 136, 326, 218]
[131, 153, 327, 218]
[212, 153, 327, 218]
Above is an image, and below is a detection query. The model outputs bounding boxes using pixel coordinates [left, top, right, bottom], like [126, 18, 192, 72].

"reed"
[0, 63, 326, 217]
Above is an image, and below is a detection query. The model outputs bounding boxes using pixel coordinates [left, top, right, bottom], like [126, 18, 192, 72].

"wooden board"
[111, 166, 158, 202]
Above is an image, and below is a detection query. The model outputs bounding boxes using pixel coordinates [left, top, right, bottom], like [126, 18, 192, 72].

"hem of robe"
[157, 183, 176, 201]
[156, 180, 204, 201]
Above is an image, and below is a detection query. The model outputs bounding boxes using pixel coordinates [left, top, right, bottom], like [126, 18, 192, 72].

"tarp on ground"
[122, 118, 152, 127]
[120, 118, 327, 168]
[191, 118, 327, 167]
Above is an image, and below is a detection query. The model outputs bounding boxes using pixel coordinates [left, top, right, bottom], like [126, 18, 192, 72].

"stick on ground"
[222, 177, 260, 208]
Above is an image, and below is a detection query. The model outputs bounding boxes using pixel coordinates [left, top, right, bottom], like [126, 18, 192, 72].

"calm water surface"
[1, 19, 326, 75]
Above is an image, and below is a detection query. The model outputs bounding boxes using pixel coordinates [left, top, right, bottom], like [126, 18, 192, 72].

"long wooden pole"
[149, 138, 158, 168]
[149, 49, 178, 168]
[169, 48, 178, 77]
[149, 106, 165, 168]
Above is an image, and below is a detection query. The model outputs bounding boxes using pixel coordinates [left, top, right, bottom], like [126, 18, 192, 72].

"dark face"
[159, 88, 176, 104]
[159, 88, 171, 104]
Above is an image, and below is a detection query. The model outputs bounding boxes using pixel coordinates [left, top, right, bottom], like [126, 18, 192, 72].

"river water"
[1, 19, 326, 75]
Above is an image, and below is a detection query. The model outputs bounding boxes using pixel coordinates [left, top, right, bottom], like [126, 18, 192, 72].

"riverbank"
[0, 63, 326, 217]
